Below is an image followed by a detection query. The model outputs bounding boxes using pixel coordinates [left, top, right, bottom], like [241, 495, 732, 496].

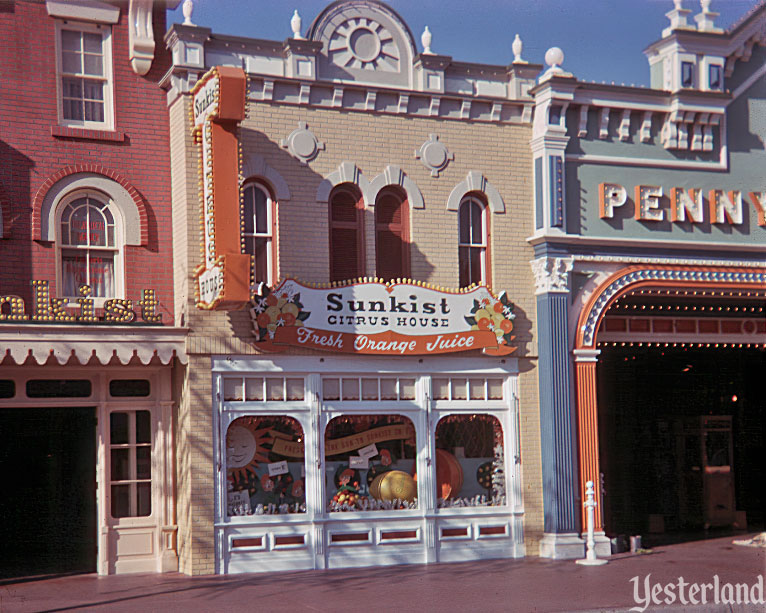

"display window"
[225, 416, 306, 516]
[324, 414, 417, 512]
[434, 414, 506, 508]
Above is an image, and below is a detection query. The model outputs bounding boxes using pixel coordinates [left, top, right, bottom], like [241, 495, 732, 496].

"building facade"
[0, 0, 185, 576]
[530, 2, 765, 558]
[164, 1, 545, 575]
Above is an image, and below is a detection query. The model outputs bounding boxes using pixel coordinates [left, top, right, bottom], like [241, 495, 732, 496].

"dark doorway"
[0, 407, 97, 579]
[597, 346, 765, 545]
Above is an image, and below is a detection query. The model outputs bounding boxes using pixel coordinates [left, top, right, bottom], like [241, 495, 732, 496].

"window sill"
[51, 125, 126, 142]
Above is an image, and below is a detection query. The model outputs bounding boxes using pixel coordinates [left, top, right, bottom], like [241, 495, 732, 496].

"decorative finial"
[421, 26, 433, 55]
[182, 0, 194, 26]
[695, 0, 721, 32]
[512, 34, 526, 63]
[291, 9, 304, 40]
[544, 47, 564, 70]
[663, 0, 692, 37]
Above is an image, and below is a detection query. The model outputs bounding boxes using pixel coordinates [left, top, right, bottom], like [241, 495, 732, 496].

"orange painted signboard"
[191, 66, 251, 310]
[251, 279, 517, 356]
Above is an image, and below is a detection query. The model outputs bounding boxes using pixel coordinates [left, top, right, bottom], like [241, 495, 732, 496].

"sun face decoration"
[226, 422, 272, 481]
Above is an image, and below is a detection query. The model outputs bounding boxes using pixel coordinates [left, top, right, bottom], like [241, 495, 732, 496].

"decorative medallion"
[281, 122, 324, 163]
[415, 134, 453, 177]
[328, 17, 399, 72]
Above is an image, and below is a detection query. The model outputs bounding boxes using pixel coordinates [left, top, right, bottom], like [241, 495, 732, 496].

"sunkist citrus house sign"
[250, 279, 517, 356]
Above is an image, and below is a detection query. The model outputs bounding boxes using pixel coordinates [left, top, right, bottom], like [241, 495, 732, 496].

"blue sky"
[168, 0, 759, 86]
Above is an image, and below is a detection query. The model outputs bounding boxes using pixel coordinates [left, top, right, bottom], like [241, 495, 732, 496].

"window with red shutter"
[329, 186, 364, 282]
[375, 190, 410, 281]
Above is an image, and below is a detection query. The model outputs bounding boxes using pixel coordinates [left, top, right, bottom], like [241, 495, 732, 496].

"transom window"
[59, 194, 117, 298]
[458, 196, 488, 288]
[57, 24, 113, 128]
[242, 183, 275, 285]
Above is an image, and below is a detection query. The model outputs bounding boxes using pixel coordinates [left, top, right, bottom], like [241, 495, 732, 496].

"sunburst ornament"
[328, 17, 399, 72]
[226, 423, 272, 481]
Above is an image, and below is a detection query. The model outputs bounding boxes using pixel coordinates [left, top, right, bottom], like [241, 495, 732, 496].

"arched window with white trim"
[242, 182, 276, 285]
[58, 191, 120, 298]
[458, 195, 489, 288]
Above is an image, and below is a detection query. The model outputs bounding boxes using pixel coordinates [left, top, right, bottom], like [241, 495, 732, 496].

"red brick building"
[0, 0, 185, 577]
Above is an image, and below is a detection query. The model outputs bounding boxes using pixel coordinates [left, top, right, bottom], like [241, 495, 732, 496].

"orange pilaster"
[575, 354, 603, 533]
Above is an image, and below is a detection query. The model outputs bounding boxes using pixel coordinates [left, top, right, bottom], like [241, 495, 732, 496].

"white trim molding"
[368, 165, 424, 209]
[316, 162, 371, 206]
[46, 0, 119, 24]
[240, 152, 291, 201]
[447, 171, 505, 213]
[128, 0, 155, 76]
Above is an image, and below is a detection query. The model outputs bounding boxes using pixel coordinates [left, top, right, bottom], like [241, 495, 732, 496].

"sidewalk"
[1, 534, 764, 613]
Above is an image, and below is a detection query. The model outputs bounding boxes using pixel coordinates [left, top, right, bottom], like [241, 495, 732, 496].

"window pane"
[451, 378, 467, 400]
[223, 378, 243, 401]
[323, 378, 340, 401]
[469, 378, 485, 400]
[469, 247, 483, 285]
[435, 414, 505, 507]
[110, 379, 151, 398]
[88, 206, 107, 246]
[62, 251, 87, 296]
[361, 378, 378, 401]
[226, 416, 306, 515]
[245, 377, 264, 401]
[62, 50, 80, 74]
[84, 99, 104, 123]
[458, 246, 470, 288]
[70, 205, 88, 245]
[89, 252, 114, 297]
[82, 32, 102, 54]
[253, 237, 269, 283]
[254, 189, 268, 234]
[470, 201, 483, 245]
[243, 188, 255, 234]
[380, 378, 397, 400]
[266, 377, 284, 401]
[137, 483, 152, 517]
[83, 53, 103, 76]
[136, 446, 151, 480]
[399, 378, 416, 400]
[325, 414, 417, 512]
[111, 484, 131, 518]
[459, 202, 470, 244]
[432, 378, 449, 400]
[286, 378, 304, 401]
[488, 378, 504, 400]
[61, 30, 81, 52]
[110, 412, 129, 444]
[342, 378, 359, 401]
[111, 448, 130, 481]
[136, 410, 151, 444]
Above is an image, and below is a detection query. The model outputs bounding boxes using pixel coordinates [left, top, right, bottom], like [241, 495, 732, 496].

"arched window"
[329, 186, 364, 283]
[58, 192, 119, 298]
[458, 195, 489, 288]
[375, 189, 410, 281]
[242, 182, 276, 285]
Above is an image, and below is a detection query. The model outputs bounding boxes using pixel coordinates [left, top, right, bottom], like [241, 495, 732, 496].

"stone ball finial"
[182, 0, 194, 26]
[512, 34, 524, 63]
[421, 26, 433, 55]
[291, 9, 304, 40]
[545, 47, 564, 69]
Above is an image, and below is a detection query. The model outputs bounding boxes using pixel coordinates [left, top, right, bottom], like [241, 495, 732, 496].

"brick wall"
[170, 92, 544, 572]
[0, 1, 175, 323]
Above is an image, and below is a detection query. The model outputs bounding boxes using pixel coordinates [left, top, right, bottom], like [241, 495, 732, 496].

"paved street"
[1, 534, 764, 612]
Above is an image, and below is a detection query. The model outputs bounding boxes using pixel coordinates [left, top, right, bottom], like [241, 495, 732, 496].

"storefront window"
[226, 416, 306, 516]
[325, 414, 417, 512]
[434, 414, 505, 508]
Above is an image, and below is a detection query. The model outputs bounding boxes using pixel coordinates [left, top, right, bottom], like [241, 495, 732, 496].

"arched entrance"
[574, 265, 765, 541]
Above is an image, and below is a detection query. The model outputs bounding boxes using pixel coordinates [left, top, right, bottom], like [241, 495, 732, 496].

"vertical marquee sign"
[191, 66, 251, 310]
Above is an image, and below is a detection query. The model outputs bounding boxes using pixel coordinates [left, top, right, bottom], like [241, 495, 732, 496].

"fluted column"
[573, 349, 602, 532]
[532, 256, 583, 559]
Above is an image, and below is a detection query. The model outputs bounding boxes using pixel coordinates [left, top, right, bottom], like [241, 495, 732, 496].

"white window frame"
[458, 196, 488, 287]
[55, 189, 125, 306]
[242, 182, 275, 286]
[55, 20, 115, 130]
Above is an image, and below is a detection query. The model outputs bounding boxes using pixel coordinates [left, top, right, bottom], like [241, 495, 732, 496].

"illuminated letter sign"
[191, 66, 251, 310]
[250, 279, 517, 356]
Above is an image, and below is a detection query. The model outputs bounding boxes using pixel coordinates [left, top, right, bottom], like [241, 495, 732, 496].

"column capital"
[531, 256, 574, 295]
[573, 348, 601, 363]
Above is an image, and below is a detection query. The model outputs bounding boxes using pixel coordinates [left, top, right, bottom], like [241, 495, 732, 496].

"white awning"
[0, 325, 188, 366]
